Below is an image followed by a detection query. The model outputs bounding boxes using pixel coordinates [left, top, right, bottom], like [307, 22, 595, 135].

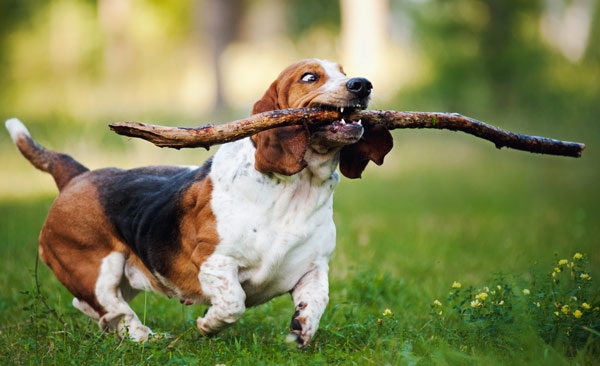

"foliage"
[287, 0, 341, 37]
[2, 257, 598, 365]
[430, 253, 600, 357]
[0, 2, 598, 363]
[392, 0, 600, 139]
[1, 170, 599, 365]
[528, 253, 599, 350]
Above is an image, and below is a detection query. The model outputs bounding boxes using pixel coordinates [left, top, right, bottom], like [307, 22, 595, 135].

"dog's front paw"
[196, 317, 214, 337]
[286, 303, 312, 348]
[285, 331, 311, 348]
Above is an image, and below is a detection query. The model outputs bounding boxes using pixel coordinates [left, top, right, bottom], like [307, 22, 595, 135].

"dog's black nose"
[346, 78, 372, 98]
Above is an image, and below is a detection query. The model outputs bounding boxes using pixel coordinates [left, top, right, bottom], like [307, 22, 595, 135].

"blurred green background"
[1, 0, 599, 338]
[0, 0, 598, 196]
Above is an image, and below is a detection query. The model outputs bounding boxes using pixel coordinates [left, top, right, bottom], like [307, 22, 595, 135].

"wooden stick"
[109, 109, 339, 149]
[109, 108, 585, 157]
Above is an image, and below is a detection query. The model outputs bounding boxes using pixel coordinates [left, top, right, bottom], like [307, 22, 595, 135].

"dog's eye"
[300, 73, 318, 83]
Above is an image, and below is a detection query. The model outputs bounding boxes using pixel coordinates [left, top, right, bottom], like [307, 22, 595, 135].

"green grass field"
[1, 125, 599, 365]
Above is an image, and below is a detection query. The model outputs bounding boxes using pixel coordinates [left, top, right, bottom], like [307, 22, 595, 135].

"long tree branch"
[109, 108, 585, 157]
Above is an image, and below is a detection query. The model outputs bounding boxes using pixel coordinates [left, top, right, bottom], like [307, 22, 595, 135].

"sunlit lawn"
[1, 123, 598, 365]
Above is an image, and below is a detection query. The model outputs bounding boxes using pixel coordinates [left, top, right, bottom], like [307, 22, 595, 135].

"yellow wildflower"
[452, 281, 462, 289]
[594, 307, 600, 311]
[383, 308, 393, 316]
[580, 273, 591, 280]
[483, 286, 490, 293]
[470, 300, 481, 308]
[536, 302, 541, 307]
[475, 292, 488, 301]
[433, 299, 442, 307]
[554, 312, 559, 316]
[498, 300, 504, 306]
[582, 303, 591, 310]
[552, 272, 557, 279]
[558, 259, 568, 266]
[438, 310, 443, 316]
[554, 267, 561, 273]
[561, 305, 570, 314]
[522, 289, 530, 295]
[497, 285, 502, 290]
[573, 252, 583, 260]
[573, 310, 582, 318]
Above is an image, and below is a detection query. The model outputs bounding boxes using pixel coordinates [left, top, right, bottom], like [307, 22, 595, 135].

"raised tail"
[5, 118, 89, 191]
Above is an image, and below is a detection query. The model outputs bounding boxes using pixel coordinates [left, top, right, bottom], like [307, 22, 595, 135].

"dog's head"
[251, 58, 393, 178]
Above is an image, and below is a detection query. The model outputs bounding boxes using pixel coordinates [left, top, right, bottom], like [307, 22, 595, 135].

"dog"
[5, 58, 392, 347]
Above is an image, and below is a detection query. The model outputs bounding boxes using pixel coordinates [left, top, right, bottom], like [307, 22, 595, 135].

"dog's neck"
[261, 141, 342, 186]
[210, 138, 340, 212]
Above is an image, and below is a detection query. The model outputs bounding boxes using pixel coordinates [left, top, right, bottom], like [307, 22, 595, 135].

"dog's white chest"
[208, 139, 338, 305]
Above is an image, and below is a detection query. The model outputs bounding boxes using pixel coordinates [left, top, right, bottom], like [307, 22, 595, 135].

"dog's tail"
[5, 118, 89, 191]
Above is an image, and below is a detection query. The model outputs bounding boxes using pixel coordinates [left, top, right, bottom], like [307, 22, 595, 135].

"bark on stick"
[109, 108, 585, 157]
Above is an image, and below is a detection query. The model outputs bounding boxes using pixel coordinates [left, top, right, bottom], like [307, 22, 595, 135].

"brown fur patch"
[39, 167, 219, 314]
[339, 124, 393, 179]
[16, 135, 88, 191]
[167, 177, 219, 298]
[250, 59, 336, 175]
[39, 173, 115, 315]
[124, 252, 170, 295]
[251, 125, 309, 176]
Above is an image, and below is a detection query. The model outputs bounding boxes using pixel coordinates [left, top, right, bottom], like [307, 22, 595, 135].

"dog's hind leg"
[72, 298, 100, 320]
[95, 252, 152, 341]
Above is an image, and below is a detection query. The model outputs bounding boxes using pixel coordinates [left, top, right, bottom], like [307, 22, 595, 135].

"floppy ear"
[339, 125, 393, 179]
[251, 80, 309, 175]
[252, 81, 279, 114]
[252, 125, 309, 175]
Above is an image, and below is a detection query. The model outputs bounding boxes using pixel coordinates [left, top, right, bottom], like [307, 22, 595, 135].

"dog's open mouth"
[309, 104, 365, 146]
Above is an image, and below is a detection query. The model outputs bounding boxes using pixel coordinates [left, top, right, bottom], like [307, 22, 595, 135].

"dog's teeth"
[340, 107, 344, 113]
[340, 119, 346, 125]
[357, 119, 362, 125]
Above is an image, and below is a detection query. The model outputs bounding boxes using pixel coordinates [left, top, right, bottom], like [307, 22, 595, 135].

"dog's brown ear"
[251, 80, 309, 176]
[339, 125, 393, 179]
[252, 125, 309, 175]
[252, 81, 279, 115]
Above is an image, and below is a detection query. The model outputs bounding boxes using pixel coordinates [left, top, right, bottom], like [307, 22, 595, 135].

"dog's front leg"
[288, 263, 330, 347]
[196, 254, 246, 336]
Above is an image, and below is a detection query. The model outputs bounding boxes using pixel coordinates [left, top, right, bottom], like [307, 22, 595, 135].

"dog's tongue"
[179, 298, 194, 306]
[329, 119, 362, 132]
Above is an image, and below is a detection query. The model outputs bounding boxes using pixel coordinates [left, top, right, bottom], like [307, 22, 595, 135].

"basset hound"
[5, 58, 392, 347]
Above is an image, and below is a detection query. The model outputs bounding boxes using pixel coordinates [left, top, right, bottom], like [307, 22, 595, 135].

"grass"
[0, 125, 599, 365]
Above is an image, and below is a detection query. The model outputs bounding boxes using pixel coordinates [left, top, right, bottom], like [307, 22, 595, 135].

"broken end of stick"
[493, 140, 585, 158]
[109, 122, 144, 136]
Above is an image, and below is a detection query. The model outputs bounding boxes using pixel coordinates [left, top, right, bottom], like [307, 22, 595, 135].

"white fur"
[177, 165, 200, 171]
[95, 252, 152, 341]
[5, 118, 30, 143]
[193, 137, 338, 341]
[196, 254, 246, 334]
[316, 59, 348, 94]
[124, 263, 153, 291]
[72, 298, 100, 320]
[207, 138, 338, 307]
[290, 263, 330, 346]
